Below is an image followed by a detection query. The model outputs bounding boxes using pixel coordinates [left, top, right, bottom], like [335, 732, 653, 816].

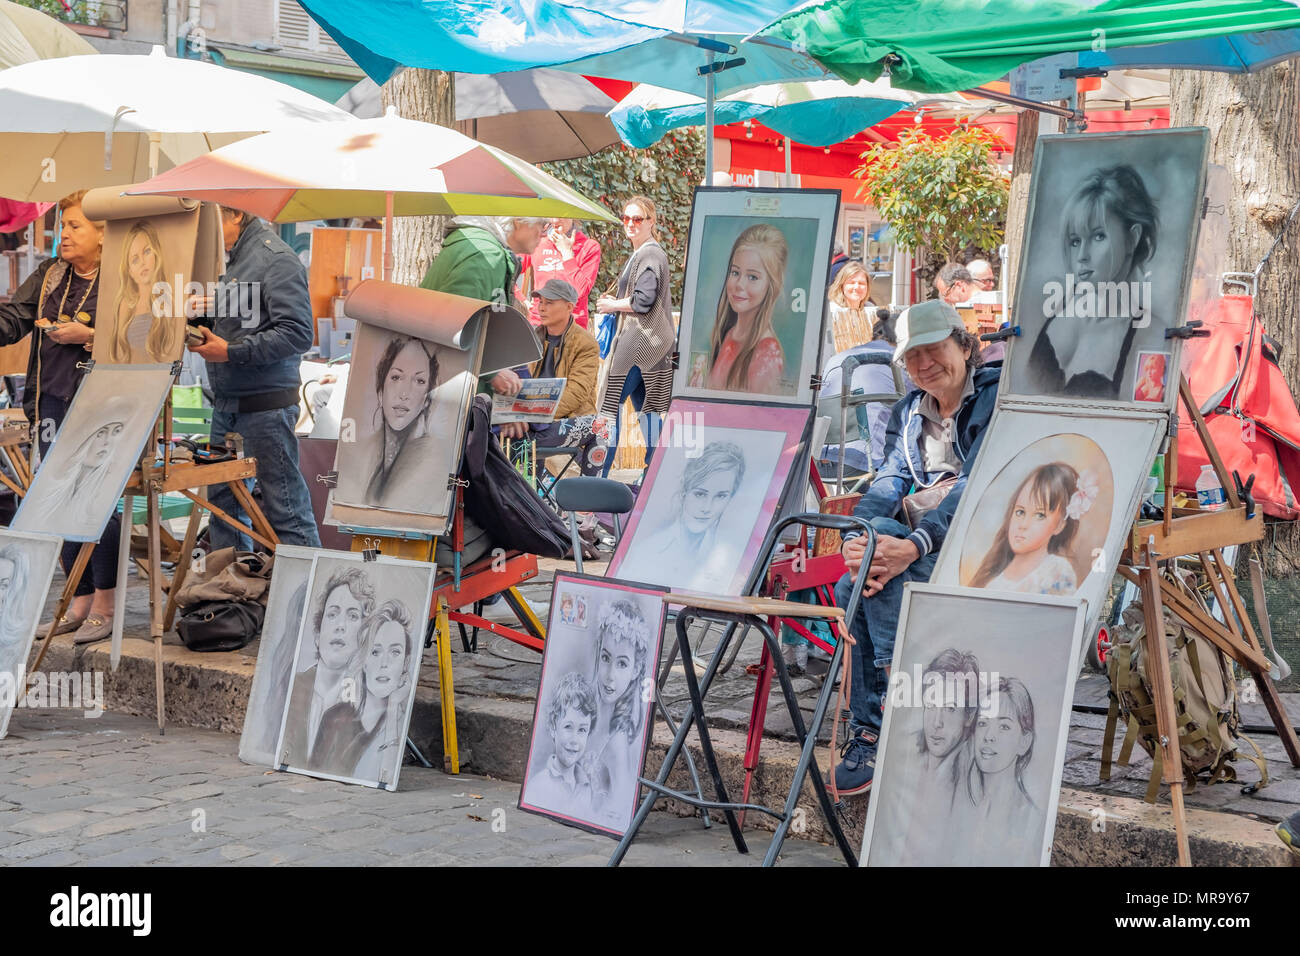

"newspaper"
[491, 378, 566, 424]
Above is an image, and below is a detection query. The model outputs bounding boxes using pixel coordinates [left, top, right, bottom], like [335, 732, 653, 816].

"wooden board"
[0, 334, 30, 377]
[1132, 506, 1263, 557]
[665, 592, 845, 620]
[127, 456, 259, 494]
[307, 227, 383, 342]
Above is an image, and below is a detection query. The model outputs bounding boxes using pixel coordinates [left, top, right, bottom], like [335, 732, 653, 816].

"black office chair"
[553, 476, 635, 572]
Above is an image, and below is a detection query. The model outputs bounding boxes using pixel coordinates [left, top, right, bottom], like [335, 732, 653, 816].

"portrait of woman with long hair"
[359, 334, 440, 510]
[690, 223, 790, 395]
[109, 220, 179, 364]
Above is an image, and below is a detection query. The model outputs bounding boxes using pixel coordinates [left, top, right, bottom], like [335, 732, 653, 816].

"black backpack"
[458, 395, 571, 559]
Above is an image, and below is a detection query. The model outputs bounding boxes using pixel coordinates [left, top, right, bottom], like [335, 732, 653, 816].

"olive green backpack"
[1102, 576, 1268, 802]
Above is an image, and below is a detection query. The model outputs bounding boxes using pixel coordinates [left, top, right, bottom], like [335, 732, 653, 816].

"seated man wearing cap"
[493, 278, 608, 475]
[831, 299, 1000, 796]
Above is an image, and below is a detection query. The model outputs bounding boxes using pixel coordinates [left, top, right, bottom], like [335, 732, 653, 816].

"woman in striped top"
[594, 195, 676, 477]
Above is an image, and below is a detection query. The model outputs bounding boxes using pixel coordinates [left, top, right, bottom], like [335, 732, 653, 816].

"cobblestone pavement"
[0, 711, 844, 867]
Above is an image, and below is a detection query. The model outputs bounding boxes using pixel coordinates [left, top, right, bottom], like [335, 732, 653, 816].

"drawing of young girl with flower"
[969, 463, 1098, 596]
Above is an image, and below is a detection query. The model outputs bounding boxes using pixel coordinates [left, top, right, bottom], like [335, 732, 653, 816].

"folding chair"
[553, 476, 633, 570]
[611, 512, 877, 867]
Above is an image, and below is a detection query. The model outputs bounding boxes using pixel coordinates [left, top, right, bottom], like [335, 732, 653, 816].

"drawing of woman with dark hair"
[958, 676, 1042, 863]
[357, 334, 440, 510]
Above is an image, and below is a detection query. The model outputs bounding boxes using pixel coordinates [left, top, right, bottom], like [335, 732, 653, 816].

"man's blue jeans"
[207, 405, 321, 552]
[834, 516, 938, 737]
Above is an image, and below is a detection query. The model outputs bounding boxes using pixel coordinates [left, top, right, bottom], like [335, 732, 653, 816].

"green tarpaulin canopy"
[760, 0, 1300, 92]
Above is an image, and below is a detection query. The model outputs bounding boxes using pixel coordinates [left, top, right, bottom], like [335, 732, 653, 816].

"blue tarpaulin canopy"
[1077, 27, 1300, 72]
[295, 0, 830, 95]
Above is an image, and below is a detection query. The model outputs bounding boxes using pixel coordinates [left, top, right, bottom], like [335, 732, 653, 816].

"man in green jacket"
[421, 216, 547, 395]
[421, 216, 546, 308]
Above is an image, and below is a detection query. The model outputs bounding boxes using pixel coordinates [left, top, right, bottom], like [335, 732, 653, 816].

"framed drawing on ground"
[238, 545, 317, 767]
[275, 550, 437, 791]
[519, 573, 669, 837]
[675, 187, 840, 407]
[861, 584, 1086, 867]
[607, 399, 811, 596]
[929, 407, 1164, 633]
[1004, 128, 1209, 411]
[12, 364, 175, 542]
[0, 530, 64, 738]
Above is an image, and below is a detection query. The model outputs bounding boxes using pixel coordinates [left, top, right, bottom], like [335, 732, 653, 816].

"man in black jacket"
[189, 207, 320, 550]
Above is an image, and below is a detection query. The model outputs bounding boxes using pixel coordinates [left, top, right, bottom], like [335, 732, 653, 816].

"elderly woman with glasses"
[592, 195, 675, 477]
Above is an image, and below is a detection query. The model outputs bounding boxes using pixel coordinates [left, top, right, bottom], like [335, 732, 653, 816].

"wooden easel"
[27, 396, 279, 734]
[1115, 375, 1300, 866]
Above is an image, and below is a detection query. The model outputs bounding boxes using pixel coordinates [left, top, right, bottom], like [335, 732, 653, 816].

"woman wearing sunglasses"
[593, 196, 675, 477]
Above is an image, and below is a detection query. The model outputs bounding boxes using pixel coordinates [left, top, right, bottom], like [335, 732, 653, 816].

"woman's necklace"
[55, 267, 98, 326]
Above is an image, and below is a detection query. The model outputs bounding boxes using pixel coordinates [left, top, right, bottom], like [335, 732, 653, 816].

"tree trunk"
[1171, 64, 1300, 573]
[380, 69, 456, 286]
[1004, 109, 1060, 307]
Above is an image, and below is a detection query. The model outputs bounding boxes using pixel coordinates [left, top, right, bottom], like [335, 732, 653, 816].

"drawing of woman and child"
[283, 566, 420, 788]
[967, 461, 1100, 596]
[873, 649, 1044, 866]
[526, 597, 654, 833]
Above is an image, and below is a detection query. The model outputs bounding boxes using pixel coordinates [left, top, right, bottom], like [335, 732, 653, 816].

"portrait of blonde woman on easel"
[107, 219, 181, 364]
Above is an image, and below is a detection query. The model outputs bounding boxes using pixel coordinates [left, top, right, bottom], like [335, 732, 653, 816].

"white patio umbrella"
[125, 108, 617, 280]
[0, 45, 352, 202]
[0, 0, 96, 70]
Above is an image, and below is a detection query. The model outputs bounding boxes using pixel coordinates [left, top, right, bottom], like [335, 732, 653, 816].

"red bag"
[1174, 295, 1300, 519]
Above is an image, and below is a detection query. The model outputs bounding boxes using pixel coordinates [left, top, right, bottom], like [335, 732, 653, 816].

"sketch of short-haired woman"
[637, 440, 746, 590]
[354, 334, 440, 512]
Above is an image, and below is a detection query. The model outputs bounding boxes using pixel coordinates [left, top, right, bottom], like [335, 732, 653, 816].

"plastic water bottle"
[1196, 465, 1227, 512]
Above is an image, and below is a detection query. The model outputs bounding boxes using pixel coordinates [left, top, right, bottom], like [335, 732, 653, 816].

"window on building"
[275, 0, 347, 60]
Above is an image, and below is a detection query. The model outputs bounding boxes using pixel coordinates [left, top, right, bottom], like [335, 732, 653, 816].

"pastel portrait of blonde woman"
[108, 219, 181, 364]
